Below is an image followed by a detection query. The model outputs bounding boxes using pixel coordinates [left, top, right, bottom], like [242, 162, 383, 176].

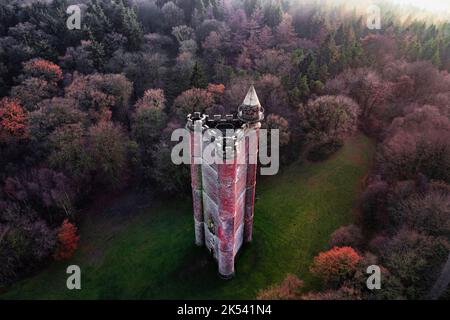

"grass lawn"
[1, 134, 374, 299]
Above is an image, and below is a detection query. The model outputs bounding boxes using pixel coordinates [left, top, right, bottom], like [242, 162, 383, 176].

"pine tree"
[344, 23, 356, 45]
[318, 64, 329, 82]
[298, 74, 310, 97]
[408, 40, 422, 61]
[87, 30, 106, 70]
[321, 33, 341, 74]
[307, 56, 318, 81]
[244, 0, 260, 17]
[118, 0, 144, 51]
[432, 47, 442, 68]
[328, 36, 340, 65]
[311, 80, 324, 94]
[246, 6, 264, 35]
[85, 0, 111, 41]
[190, 62, 208, 88]
[263, 0, 283, 28]
[335, 24, 346, 45]
[291, 48, 305, 67]
[346, 42, 363, 67]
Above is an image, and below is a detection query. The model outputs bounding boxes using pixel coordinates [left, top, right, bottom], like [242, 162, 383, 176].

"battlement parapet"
[187, 113, 244, 130]
[187, 113, 250, 159]
[186, 112, 207, 130]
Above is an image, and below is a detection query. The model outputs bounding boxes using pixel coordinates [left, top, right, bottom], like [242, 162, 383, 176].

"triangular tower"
[186, 86, 264, 278]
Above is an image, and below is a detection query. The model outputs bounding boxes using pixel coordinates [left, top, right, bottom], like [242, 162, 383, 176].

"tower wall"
[202, 162, 219, 258]
[216, 152, 246, 277]
[234, 141, 247, 254]
[217, 160, 236, 278]
[190, 121, 204, 246]
[244, 128, 259, 243]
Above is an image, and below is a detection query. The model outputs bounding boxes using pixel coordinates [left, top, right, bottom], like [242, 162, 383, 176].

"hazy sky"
[391, 0, 450, 13]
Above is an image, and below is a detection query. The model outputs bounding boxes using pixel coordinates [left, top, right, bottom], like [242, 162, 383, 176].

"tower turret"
[238, 85, 264, 126]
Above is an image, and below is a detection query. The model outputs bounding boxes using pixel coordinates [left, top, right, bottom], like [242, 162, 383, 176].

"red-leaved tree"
[0, 97, 28, 142]
[54, 219, 80, 260]
[22, 58, 63, 83]
[310, 246, 362, 285]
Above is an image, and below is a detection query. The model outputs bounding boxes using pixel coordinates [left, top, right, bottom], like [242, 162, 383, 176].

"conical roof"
[242, 85, 261, 107]
[237, 85, 264, 124]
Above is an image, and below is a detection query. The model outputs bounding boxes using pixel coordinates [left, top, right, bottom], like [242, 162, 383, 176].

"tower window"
[207, 218, 215, 235]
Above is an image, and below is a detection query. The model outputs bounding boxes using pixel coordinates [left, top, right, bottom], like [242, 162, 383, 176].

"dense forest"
[1, 0, 450, 299]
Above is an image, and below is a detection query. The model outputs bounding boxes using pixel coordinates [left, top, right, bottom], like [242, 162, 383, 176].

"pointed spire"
[238, 85, 264, 124]
[242, 85, 261, 108]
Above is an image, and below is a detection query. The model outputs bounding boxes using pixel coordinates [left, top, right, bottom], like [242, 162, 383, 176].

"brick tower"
[186, 86, 264, 278]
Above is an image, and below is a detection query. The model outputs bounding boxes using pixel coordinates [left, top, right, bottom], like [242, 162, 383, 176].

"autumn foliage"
[301, 286, 361, 300]
[257, 274, 304, 300]
[207, 83, 225, 95]
[310, 246, 362, 284]
[22, 58, 63, 83]
[173, 87, 214, 117]
[0, 97, 27, 141]
[135, 89, 166, 110]
[54, 219, 80, 260]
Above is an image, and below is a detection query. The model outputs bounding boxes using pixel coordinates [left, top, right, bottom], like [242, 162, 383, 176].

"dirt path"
[427, 254, 450, 299]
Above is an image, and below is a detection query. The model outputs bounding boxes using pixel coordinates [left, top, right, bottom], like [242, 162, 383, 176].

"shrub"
[310, 246, 362, 286]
